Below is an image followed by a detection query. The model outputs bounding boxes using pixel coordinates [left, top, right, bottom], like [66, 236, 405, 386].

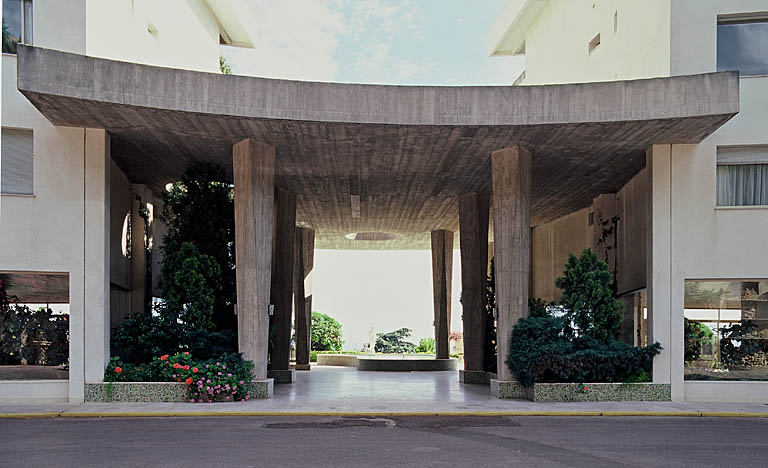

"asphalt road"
[1, 415, 766, 467]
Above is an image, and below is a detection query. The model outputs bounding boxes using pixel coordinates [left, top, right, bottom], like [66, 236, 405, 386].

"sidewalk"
[2, 367, 766, 418]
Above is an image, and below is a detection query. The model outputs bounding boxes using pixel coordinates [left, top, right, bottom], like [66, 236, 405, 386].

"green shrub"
[416, 337, 435, 354]
[507, 249, 661, 387]
[684, 318, 714, 363]
[111, 314, 235, 364]
[506, 316, 661, 387]
[161, 163, 236, 331]
[375, 328, 417, 353]
[160, 242, 219, 331]
[310, 351, 318, 362]
[310, 311, 343, 351]
[555, 249, 622, 341]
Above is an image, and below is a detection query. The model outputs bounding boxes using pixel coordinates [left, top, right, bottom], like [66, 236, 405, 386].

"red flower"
[160, 355, 169, 361]
[192, 367, 199, 373]
[173, 363, 182, 369]
[184, 352, 189, 356]
[115, 367, 122, 374]
[184, 365, 190, 370]
[185, 378, 193, 385]
[584, 386, 589, 391]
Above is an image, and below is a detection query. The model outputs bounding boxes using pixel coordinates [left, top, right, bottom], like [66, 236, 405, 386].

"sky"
[223, 0, 523, 350]
[222, 0, 524, 85]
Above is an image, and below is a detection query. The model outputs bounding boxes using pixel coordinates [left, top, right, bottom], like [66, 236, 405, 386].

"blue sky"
[224, 0, 524, 85]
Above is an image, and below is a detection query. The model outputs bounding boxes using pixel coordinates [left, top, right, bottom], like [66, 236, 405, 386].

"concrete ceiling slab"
[16, 46, 738, 249]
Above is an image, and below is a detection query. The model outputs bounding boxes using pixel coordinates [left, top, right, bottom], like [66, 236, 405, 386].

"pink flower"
[239, 380, 244, 385]
[218, 372, 222, 376]
[190, 399, 195, 403]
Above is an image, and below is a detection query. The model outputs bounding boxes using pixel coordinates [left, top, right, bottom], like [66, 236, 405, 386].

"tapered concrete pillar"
[233, 138, 275, 381]
[269, 188, 297, 382]
[491, 145, 531, 386]
[430, 230, 453, 360]
[294, 227, 315, 370]
[458, 192, 490, 378]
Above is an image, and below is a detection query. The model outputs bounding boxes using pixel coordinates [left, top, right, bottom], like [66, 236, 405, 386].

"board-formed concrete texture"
[16, 46, 738, 250]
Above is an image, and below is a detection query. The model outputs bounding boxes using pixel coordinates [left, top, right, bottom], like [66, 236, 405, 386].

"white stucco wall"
[1, 0, 234, 403]
[518, 0, 671, 85]
[85, 0, 223, 73]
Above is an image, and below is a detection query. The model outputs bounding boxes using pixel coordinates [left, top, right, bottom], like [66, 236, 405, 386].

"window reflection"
[717, 20, 768, 76]
[684, 280, 768, 381]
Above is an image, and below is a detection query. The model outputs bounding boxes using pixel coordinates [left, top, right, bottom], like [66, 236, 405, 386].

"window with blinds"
[1, 128, 34, 195]
[716, 146, 768, 207]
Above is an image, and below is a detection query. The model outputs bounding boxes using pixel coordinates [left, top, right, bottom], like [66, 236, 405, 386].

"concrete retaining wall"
[84, 380, 273, 402]
[494, 381, 671, 402]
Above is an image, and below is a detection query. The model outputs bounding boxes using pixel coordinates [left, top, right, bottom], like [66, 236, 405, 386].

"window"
[2, 0, 32, 54]
[716, 146, 768, 207]
[684, 280, 768, 382]
[1, 128, 33, 195]
[717, 18, 768, 76]
[588, 33, 601, 54]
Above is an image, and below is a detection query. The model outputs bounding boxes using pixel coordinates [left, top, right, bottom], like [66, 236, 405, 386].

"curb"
[2, 411, 767, 419]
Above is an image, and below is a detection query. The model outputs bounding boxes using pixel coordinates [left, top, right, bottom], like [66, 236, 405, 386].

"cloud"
[353, 43, 433, 83]
[223, 0, 344, 82]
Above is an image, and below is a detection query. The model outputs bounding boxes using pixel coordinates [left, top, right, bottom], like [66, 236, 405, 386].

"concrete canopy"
[17, 46, 738, 249]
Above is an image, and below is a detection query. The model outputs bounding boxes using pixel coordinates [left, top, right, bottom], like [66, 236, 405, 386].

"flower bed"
[103, 352, 265, 402]
[84, 380, 273, 402]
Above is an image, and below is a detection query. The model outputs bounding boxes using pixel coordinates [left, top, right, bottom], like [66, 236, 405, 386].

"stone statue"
[368, 326, 376, 353]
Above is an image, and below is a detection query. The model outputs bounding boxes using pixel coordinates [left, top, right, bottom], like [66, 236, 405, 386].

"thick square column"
[491, 145, 531, 386]
[269, 187, 297, 382]
[458, 192, 490, 376]
[646, 145, 672, 391]
[294, 227, 315, 370]
[233, 138, 275, 381]
[430, 230, 453, 360]
[84, 129, 111, 384]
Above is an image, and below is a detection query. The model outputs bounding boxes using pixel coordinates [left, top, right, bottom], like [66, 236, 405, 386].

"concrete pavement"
[2, 367, 767, 418]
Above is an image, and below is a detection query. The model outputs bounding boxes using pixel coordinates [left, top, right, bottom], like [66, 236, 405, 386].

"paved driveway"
[1, 415, 766, 467]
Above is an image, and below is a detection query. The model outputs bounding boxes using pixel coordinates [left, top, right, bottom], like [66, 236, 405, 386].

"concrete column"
[491, 145, 531, 383]
[646, 145, 672, 390]
[269, 188, 296, 379]
[84, 129, 111, 384]
[430, 230, 453, 360]
[130, 183, 151, 316]
[294, 227, 315, 370]
[458, 192, 489, 375]
[233, 138, 275, 380]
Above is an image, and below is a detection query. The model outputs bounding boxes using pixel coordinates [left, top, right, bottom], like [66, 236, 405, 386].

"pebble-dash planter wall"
[85, 380, 273, 402]
[492, 381, 671, 402]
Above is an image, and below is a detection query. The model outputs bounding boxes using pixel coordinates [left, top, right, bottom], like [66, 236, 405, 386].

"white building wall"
[492, 0, 768, 401]
[85, 0, 223, 73]
[1, 0, 236, 402]
[520, 0, 671, 85]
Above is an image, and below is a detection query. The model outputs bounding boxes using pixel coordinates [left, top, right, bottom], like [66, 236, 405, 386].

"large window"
[717, 18, 768, 76]
[1, 127, 33, 195]
[684, 280, 768, 381]
[716, 146, 768, 207]
[2, 0, 32, 54]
